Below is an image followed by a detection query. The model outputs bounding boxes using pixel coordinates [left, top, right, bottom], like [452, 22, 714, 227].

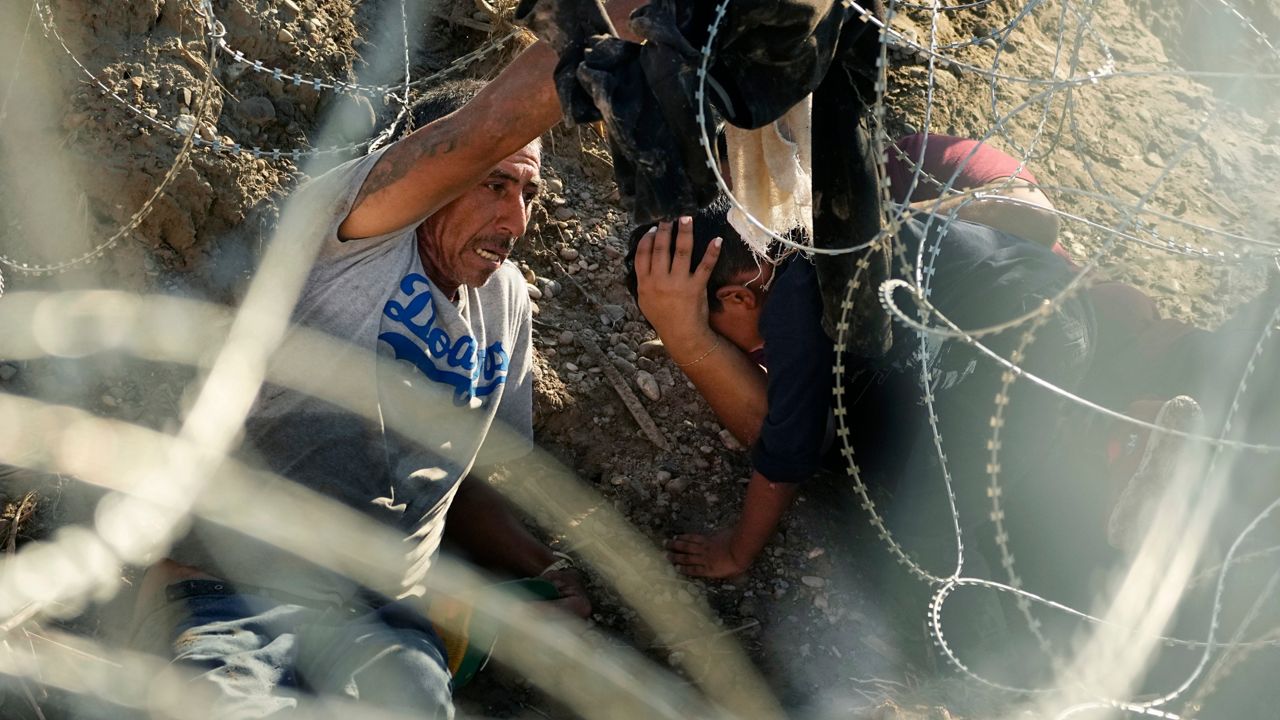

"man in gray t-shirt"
[131, 56, 615, 716]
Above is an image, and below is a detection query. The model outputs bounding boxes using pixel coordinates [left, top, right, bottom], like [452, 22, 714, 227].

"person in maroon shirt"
[885, 132, 1065, 253]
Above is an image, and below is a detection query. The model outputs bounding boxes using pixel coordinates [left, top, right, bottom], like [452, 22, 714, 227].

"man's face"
[418, 142, 542, 294]
[706, 266, 773, 354]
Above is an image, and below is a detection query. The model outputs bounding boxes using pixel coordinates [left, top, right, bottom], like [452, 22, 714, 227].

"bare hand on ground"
[541, 568, 591, 619]
[667, 529, 749, 580]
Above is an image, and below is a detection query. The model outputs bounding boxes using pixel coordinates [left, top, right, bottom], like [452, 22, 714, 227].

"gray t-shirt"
[176, 149, 533, 599]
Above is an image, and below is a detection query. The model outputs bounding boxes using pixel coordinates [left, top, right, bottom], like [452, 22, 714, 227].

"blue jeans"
[135, 580, 453, 719]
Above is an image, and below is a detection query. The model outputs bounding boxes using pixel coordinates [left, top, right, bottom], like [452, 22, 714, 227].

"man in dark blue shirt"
[626, 195, 1093, 578]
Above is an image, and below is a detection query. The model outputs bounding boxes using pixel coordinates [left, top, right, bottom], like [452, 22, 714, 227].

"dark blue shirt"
[749, 217, 1076, 483]
[750, 256, 835, 483]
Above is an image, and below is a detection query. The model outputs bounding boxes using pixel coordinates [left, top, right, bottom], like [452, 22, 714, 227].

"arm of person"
[444, 474, 589, 617]
[339, 0, 645, 240]
[910, 178, 1060, 247]
[666, 472, 800, 578]
[633, 218, 770, 446]
[665, 252, 831, 578]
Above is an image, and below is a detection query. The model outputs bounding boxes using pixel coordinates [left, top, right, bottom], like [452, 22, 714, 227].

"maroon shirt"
[885, 133, 1039, 204]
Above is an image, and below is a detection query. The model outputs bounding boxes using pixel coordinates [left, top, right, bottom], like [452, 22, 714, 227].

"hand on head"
[632, 216, 722, 349]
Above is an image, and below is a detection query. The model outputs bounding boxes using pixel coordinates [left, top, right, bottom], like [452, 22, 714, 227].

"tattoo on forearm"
[353, 126, 460, 207]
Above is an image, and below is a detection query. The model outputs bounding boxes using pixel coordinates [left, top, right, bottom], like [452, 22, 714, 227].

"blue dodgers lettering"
[482, 343, 508, 381]
[379, 273, 509, 401]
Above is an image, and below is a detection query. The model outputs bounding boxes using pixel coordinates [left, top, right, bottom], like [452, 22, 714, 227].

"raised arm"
[338, 0, 645, 240]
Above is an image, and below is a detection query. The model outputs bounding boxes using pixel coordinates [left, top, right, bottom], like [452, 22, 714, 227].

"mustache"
[473, 234, 518, 252]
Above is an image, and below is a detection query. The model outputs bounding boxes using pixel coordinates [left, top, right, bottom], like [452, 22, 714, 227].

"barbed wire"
[208, 27, 524, 102]
[0, 0, 520, 279]
[42, 0, 520, 162]
[34, 0, 521, 163]
[3, 0, 1280, 717]
[0, 0, 221, 278]
[809, 0, 1280, 714]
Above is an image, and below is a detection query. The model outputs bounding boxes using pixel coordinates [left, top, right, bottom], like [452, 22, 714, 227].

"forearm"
[950, 195, 1060, 247]
[340, 0, 645, 239]
[339, 43, 559, 239]
[912, 181, 1059, 247]
[445, 474, 555, 578]
[665, 327, 768, 447]
[729, 471, 801, 567]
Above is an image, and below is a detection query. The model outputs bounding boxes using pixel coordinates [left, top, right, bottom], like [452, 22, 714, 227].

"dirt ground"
[2, 0, 1280, 718]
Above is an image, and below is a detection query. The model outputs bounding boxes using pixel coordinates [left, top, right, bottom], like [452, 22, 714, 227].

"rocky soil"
[2, 0, 1279, 718]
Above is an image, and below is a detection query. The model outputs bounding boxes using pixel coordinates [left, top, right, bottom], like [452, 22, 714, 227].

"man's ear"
[715, 284, 759, 309]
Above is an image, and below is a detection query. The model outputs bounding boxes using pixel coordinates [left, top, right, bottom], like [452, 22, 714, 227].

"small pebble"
[564, 362, 579, 372]
[277, 28, 294, 43]
[655, 470, 673, 484]
[800, 576, 827, 589]
[557, 330, 575, 345]
[546, 178, 564, 193]
[527, 284, 543, 300]
[554, 207, 576, 221]
[638, 339, 666, 359]
[237, 96, 276, 126]
[603, 245, 623, 260]
[719, 428, 742, 451]
[602, 304, 626, 323]
[559, 246, 579, 262]
[635, 370, 660, 401]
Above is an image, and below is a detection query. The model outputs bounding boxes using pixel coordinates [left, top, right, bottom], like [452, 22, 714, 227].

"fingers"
[634, 225, 657, 279]
[651, 219, 674, 275]
[547, 595, 592, 619]
[666, 534, 709, 576]
[671, 215, 694, 271]
[545, 570, 585, 597]
[694, 237, 722, 281]
[637, 216, 704, 283]
[666, 534, 707, 554]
